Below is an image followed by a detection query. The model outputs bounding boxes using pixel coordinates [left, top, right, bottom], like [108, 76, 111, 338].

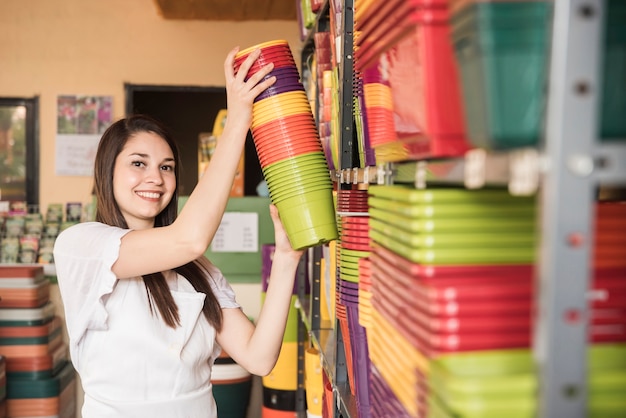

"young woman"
[53, 47, 304, 417]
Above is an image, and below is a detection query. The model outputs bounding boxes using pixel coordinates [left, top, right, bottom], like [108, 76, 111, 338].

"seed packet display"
[65, 202, 82, 223]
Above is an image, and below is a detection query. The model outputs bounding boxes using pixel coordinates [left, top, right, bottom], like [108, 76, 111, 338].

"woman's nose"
[145, 166, 164, 184]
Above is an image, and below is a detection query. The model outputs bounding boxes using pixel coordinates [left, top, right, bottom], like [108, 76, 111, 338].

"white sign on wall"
[211, 212, 259, 253]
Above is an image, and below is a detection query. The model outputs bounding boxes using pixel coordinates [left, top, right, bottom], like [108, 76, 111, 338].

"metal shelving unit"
[299, 1, 625, 417]
[297, 1, 359, 417]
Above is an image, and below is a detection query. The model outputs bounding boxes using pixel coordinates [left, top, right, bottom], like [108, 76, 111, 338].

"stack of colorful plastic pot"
[364, 185, 538, 417]
[334, 188, 373, 417]
[235, 40, 338, 250]
[260, 245, 310, 418]
[361, 65, 395, 149]
[0, 266, 77, 418]
[210, 349, 252, 418]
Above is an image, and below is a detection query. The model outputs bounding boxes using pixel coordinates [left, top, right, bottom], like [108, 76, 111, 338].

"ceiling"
[153, 0, 297, 21]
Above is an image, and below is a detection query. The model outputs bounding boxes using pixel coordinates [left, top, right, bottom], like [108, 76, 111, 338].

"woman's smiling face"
[113, 131, 176, 230]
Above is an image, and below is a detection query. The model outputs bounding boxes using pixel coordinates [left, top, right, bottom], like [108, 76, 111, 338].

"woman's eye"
[132, 161, 145, 167]
[161, 165, 174, 171]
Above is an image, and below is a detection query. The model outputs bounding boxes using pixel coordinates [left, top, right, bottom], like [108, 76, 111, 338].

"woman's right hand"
[222, 47, 276, 134]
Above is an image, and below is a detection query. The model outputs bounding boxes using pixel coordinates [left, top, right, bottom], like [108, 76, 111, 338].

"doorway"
[124, 84, 263, 197]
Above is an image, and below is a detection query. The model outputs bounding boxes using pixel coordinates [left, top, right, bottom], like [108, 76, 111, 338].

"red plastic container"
[381, 18, 469, 159]
[354, 0, 470, 159]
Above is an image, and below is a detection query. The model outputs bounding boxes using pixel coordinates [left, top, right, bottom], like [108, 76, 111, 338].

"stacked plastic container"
[304, 347, 324, 418]
[365, 185, 537, 417]
[349, 65, 377, 168]
[449, 0, 626, 149]
[0, 266, 76, 418]
[353, 0, 470, 162]
[426, 195, 626, 418]
[312, 31, 336, 171]
[334, 188, 373, 417]
[260, 244, 307, 418]
[315, 0, 626, 417]
[211, 350, 252, 417]
[235, 40, 338, 251]
[364, 185, 626, 417]
[0, 356, 5, 417]
[359, 66, 394, 152]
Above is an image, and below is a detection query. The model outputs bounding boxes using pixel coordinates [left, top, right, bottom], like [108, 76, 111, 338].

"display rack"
[534, 1, 626, 416]
[299, 0, 625, 417]
[297, 1, 359, 417]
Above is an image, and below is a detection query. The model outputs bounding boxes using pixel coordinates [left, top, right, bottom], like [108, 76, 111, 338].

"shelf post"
[534, 1, 605, 417]
[339, 0, 356, 175]
[296, 253, 308, 416]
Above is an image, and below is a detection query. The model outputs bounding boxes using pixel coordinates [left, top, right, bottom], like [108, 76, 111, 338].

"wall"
[0, 0, 302, 211]
[1, 0, 301, 416]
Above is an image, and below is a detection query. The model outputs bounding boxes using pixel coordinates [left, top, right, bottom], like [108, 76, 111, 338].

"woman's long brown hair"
[94, 114, 223, 331]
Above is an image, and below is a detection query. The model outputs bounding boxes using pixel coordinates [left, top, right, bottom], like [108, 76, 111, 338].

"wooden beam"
[154, 0, 296, 21]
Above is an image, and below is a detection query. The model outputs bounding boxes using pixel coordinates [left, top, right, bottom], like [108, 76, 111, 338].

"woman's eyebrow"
[126, 152, 174, 163]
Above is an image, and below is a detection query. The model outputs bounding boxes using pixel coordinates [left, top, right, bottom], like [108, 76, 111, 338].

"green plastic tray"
[589, 396, 626, 417]
[429, 393, 626, 418]
[339, 264, 359, 276]
[368, 185, 532, 204]
[369, 229, 535, 265]
[430, 344, 626, 377]
[429, 370, 626, 418]
[426, 345, 626, 418]
[339, 248, 370, 259]
[338, 253, 363, 265]
[369, 217, 536, 249]
[368, 196, 536, 219]
[368, 207, 536, 234]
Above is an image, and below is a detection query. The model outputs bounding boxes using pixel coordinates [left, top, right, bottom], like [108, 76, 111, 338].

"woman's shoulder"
[54, 222, 130, 255]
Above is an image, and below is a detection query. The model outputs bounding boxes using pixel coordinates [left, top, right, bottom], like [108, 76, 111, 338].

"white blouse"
[54, 222, 240, 418]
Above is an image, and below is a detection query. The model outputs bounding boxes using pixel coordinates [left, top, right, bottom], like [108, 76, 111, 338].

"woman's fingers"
[249, 73, 276, 97]
[223, 46, 240, 83]
[246, 62, 276, 91]
[235, 49, 262, 83]
[269, 204, 281, 224]
[224, 47, 276, 102]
